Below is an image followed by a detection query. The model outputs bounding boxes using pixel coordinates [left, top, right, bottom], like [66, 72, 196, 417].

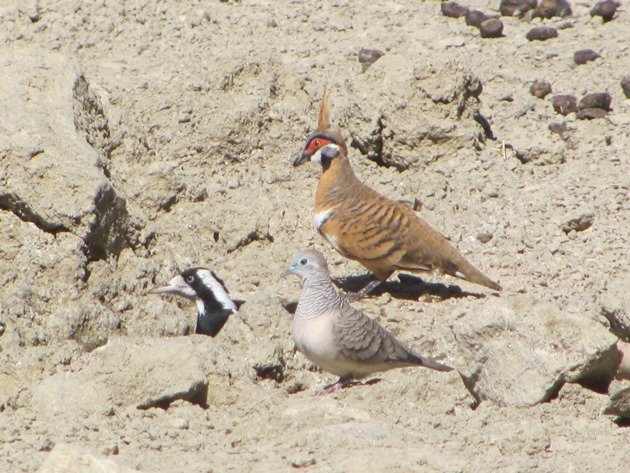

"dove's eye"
[299, 258, 308, 266]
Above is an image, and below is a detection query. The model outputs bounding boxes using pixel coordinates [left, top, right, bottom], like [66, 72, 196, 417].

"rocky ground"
[1, 0, 629, 471]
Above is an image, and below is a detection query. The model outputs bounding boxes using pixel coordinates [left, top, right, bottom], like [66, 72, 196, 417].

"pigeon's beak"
[280, 266, 296, 279]
[293, 150, 310, 167]
[147, 275, 187, 296]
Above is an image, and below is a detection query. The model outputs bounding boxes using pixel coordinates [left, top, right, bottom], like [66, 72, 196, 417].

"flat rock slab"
[32, 337, 210, 418]
[604, 387, 630, 419]
[600, 275, 630, 340]
[450, 297, 619, 406]
[0, 48, 128, 260]
[38, 443, 135, 473]
[336, 55, 488, 170]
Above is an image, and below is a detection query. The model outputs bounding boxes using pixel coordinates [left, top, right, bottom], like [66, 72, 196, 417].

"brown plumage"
[293, 88, 502, 295]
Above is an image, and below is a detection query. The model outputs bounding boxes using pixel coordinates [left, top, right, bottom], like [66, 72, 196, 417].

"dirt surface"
[1, 0, 629, 471]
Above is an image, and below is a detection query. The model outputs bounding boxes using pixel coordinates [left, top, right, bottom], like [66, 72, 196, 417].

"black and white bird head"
[149, 268, 238, 338]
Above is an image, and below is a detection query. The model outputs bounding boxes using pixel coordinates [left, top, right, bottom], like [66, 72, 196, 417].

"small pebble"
[551, 95, 577, 115]
[620, 77, 630, 98]
[285, 381, 306, 394]
[576, 108, 609, 120]
[477, 232, 494, 243]
[28, 147, 44, 158]
[562, 211, 594, 233]
[499, 0, 537, 16]
[526, 26, 558, 41]
[533, 0, 572, 19]
[441, 2, 469, 18]
[465, 10, 488, 28]
[171, 417, 190, 430]
[578, 92, 611, 111]
[573, 49, 600, 65]
[101, 444, 119, 456]
[479, 18, 504, 38]
[413, 197, 422, 211]
[358, 48, 384, 72]
[590, 0, 619, 22]
[530, 80, 552, 99]
[548, 122, 571, 140]
[39, 439, 54, 452]
[291, 457, 317, 469]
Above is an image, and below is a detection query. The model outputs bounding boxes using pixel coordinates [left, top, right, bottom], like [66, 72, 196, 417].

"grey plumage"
[282, 249, 453, 393]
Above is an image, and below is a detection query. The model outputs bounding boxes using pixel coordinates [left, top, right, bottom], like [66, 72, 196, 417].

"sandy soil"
[0, 0, 629, 471]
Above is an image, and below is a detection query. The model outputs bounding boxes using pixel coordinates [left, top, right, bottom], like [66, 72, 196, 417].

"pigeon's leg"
[346, 280, 382, 302]
[316, 376, 352, 395]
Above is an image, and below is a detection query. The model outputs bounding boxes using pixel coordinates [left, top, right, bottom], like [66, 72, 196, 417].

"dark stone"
[526, 26, 558, 41]
[441, 2, 469, 18]
[479, 18, 504, 38]
[621, 77, 630, 99]
[551, 95, 577, 115]
[578, 92, 612, 111]
[500, 0, 538, 16]
[358, 48, 385, 72]
[576, 108, 609, 120]
[477, 232, 493, 243]
[465, 10, 488, 27]
[548, 122, 572, 141]
[574, 49, 601, 65]
[530, 80, 552, 99]
[590, 0, 619, 22]
[533, 0, 572, 19]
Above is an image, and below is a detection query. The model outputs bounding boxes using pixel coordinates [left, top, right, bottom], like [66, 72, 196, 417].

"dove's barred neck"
[296, 271, 344, 319]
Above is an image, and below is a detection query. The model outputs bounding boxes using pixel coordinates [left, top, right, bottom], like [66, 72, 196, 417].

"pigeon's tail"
[410, 353, 454, 372]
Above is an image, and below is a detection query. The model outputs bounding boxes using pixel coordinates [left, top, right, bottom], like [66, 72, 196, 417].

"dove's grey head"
[281, 249, 330, 282]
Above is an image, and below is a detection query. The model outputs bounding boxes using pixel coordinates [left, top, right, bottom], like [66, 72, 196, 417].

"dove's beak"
[293, 150, 310, 167]
[280, 266, 296, 279]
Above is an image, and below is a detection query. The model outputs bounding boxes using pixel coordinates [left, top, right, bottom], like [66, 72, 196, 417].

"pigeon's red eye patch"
[306, 137, 332, 155]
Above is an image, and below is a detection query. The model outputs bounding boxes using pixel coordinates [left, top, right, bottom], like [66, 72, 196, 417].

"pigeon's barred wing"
[333, 300, 414, 366]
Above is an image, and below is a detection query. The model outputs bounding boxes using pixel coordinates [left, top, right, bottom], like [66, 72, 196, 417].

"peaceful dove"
[282, 249, 453, 393]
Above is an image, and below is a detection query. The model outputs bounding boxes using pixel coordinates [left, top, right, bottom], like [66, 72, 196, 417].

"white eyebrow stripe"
[198, 270, 237, 312]
[311, 143, 340, 164]
[311, 148, 323, 164]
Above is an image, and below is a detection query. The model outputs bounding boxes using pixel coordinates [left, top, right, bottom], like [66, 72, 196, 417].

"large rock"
[329, 55, 489, 170]
[0, 363, 20, 411]
[0, 48, 129, 260]
[38, 443, 135, 473]
[600, 275, 630, 340]
[0, 212, 121, 348]
[0, 49, 136, 348]
[450, 297, 620, 406]
[603, 387, 630, 419]
[32, 337, 210, 418]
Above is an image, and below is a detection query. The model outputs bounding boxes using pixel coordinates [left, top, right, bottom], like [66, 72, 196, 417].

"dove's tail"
[410, 354, 454, 372]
